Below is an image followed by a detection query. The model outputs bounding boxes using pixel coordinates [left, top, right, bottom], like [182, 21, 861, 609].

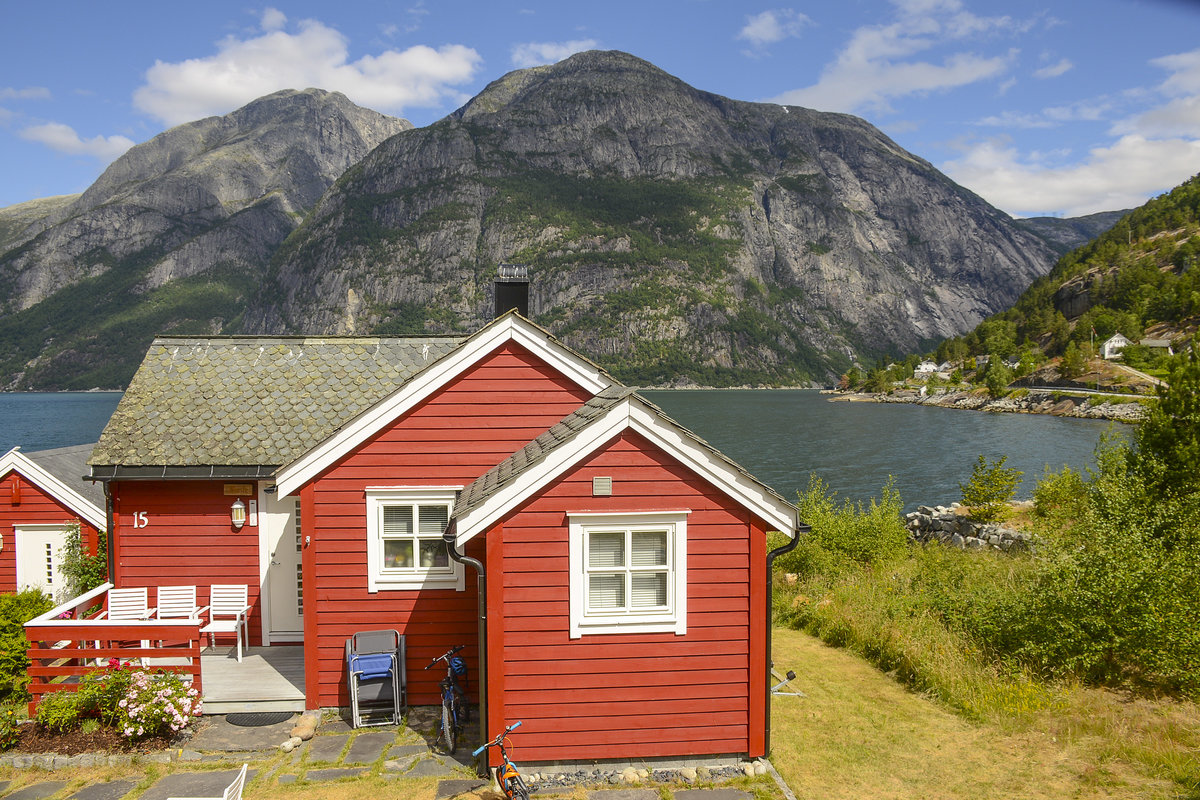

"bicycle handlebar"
[423, 643, 465, 669]
[472, 720, 523, 757]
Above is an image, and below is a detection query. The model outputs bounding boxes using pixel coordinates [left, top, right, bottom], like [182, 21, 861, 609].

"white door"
[261, 492, 304, 642]
[15, 525, 69, 599]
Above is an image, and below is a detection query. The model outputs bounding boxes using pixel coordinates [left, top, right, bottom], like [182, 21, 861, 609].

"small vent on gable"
[592, 476, 613, 496]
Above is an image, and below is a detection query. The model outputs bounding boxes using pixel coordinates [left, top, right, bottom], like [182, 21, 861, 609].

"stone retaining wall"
[906, 503, 1033, 552]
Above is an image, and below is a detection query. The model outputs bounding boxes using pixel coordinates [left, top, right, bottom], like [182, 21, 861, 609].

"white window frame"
[567, 511, 689, 638]
[366, 487, 465, 592]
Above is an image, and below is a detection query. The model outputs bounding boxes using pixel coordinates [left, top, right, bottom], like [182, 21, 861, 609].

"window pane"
[419, 539, 448, 568]
[588, 574, 625, 609]
[588, 531, 624, 567]
[383, 540, 413, 569]
[631, 530, 667, 566]
[632, 572, 667, 607]
[418, 505, 449, 536]
[383, 506, 413, 536]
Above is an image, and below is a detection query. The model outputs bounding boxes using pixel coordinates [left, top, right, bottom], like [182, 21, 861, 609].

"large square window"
[568, 511, 688, 637]
[366, 488, 464, 592]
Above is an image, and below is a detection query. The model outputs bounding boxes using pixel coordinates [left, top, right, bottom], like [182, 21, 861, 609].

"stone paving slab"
[305, 733, 350, 763]
[6, 782, 68, 800]
[137, 768, 255, 800]
[187, 716, 297, 752]
[344, 731, 392, 764]
[304, 767, 368, 782]
[674, 790, 752, 800]
[67, 780, 137, 800]
[407, 757, 457, 777]
[584, 791, 659, 800]
[434, 778, 487, 797]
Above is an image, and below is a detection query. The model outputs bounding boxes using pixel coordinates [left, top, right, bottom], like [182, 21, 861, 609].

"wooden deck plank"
[198, 646, 305, 713]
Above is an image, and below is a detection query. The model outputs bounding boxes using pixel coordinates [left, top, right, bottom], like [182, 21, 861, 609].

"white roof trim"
[454, 397, 796, 546]
[275, 315, 610, 497]
[0, 447, 106, 530]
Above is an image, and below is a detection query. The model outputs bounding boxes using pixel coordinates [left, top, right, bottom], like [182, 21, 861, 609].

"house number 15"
[131, 511, 149, 528]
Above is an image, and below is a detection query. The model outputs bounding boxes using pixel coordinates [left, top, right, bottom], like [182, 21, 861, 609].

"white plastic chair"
[167, 763, 247, 800]
[99, 587, 155, 620]
[199, 585, 250, 662]
[157, 585, 206, 620]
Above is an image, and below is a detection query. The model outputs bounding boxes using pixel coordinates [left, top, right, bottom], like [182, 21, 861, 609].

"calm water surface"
[643, 389, 1126, 510]
[1, 390, 1123, 511]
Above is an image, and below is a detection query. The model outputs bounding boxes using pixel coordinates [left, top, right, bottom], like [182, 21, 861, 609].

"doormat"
[225, 711, 294, 727]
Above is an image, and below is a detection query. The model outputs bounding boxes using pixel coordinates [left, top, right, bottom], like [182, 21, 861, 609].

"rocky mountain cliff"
[1, 52, 1063, 389]
[248, 51, 1057, 386]
[0, 89, 409, 388]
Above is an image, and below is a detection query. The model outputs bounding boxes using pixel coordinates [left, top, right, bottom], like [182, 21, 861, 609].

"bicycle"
[473, 720, 529, 800]
[424, 644, 468, 753]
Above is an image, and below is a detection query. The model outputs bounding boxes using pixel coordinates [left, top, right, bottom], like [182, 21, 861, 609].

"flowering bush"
[0, 705, 22, 750]
[115, 670, 201, 741]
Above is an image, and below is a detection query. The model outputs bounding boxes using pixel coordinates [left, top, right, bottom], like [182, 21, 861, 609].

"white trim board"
[275, 315, 611, 497]
[454, 396, 797, 546]
[0, 447, 106, 530]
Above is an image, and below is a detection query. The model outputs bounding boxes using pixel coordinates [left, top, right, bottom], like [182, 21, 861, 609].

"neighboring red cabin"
[90, 313, 799, 766]
[0, 445, 105, 598]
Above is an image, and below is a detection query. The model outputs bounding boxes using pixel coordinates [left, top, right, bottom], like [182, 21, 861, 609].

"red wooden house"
[0, 445, 105, 598]
[88, 311, 800, 765]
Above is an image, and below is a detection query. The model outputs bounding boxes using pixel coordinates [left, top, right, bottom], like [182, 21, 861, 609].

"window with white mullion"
[367, 487, 463, 592]
[585, 527, 670, 614]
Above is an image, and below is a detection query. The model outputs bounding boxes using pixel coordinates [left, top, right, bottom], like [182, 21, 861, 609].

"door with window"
[15, 525, 69, 599]
[262, 492, 303, 642]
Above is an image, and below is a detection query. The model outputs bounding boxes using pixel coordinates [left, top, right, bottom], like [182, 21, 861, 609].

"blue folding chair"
[345, 629, 405, 727]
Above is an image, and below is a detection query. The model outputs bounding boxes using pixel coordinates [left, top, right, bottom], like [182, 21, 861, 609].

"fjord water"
[642, 389, 1125, 511]
[0, 390, 1121, 512]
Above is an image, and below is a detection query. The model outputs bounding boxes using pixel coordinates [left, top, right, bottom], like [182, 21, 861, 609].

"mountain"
[1, 52, 1062, 389]
[0, 89, 409, 389]
[1016, 210, 1130, 255]
[247, 51, 1057, 386]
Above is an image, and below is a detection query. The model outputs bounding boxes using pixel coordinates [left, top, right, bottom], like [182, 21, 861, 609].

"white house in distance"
[1101, 333, 1131, 360]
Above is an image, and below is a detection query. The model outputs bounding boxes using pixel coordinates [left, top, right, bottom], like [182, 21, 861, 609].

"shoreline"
[826, 388, 1147, 423]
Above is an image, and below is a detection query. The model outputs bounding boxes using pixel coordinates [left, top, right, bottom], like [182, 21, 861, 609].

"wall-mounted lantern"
[231, 498, 247, 530]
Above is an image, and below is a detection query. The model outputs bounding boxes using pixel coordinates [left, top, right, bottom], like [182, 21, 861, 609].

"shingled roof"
[24, 444, 106, 509]
[90, 336, 463, 472]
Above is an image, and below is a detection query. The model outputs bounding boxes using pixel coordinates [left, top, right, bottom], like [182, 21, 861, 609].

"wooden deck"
[197, 645, 305, 714]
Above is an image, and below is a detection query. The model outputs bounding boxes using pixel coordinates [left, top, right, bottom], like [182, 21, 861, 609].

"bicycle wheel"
[440, 694, 458, 754]
[452, 690, 466, 733]
[505, 774, 530, 800]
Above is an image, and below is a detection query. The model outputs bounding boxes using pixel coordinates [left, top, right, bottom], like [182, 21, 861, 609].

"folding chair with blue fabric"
[345, 629, 405, 728]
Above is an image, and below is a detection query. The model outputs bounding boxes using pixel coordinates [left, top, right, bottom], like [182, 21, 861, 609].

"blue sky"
[2, 0, 1198, 218]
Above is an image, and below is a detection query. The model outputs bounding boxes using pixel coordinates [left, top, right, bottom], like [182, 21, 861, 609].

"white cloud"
[737, 9, 811, 48]
[132, 13, 481, 126]
[1033, 58, 1072, 79]
[510, 39, 598, 69]
[19, 122, 135, 161]
[942, 134, 1200, 217]
[0, 87, 51, 100]
[768, 1, 1021, 113]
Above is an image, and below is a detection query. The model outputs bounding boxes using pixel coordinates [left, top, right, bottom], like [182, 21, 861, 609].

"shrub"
[115, 670, 201, 740]
[35, 690, 82, 734]
[58, 521, 108, 596]
[959, 454, 1022, 523]
[0, 705, 21, 750]
[0, 589, 55, 701]
[77, 667, 134, 726]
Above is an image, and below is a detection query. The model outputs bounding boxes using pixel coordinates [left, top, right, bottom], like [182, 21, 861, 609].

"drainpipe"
[764, 519, 808, 759]
[443, 518, 487, 775]
[102, 483, 115, 585]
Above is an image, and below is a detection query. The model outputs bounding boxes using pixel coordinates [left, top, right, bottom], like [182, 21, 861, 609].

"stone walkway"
[0, 712, 787, 800]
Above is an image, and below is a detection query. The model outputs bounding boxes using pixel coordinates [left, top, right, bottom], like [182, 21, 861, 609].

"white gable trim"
[275, 315, 610, 497]
[0, 447, 106, 530]
[454, 397, 796, 546]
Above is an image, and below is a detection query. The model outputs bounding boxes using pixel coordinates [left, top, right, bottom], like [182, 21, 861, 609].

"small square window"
[366, 488, 464, 592]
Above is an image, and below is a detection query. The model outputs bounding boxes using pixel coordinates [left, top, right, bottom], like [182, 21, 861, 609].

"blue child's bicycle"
[425, 644, 469, 753]
[474, 721, 530, 800]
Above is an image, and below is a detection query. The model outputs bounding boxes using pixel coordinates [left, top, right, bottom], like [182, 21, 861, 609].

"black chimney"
[494, 263, 529, 318]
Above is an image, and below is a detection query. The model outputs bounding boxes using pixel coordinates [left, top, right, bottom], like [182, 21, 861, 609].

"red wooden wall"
[483, 429, 768, 763]
[304, 342, 595, 708]
[0, 471, 101, 594]
[111, 480, 262, 643]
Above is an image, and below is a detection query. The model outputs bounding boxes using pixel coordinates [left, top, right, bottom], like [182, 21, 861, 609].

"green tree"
[959, 454, 1022, 522]
[1061, 340, 1086, 379]
[1130, 341, 1200, 499]
[984, 360, 1012, 398]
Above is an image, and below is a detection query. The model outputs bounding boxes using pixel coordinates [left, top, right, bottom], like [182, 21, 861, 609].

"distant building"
[1140, 338, 1174, 355]
[1101, 333, 1131, 360]
[915, 360, 938, 374]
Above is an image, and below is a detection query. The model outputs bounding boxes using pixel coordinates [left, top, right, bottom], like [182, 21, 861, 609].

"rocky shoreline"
[828, 388, 1147, 423]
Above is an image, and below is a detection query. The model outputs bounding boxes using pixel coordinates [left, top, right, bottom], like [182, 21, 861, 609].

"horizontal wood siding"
[111, 481, 262, 644]
[488, 429, 759, 763]
[0, 472, 101, 593]
[309, 343, 593, 708]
